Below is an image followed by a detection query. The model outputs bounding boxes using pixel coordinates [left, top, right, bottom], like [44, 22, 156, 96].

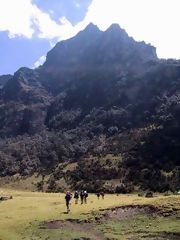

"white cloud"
[32, 11, 74, 40]
[0, 0, 34, 38]
[0, 0, 76, 40]
[1, 0, 180, 59]
[33, 55, 46, 68]
[80, 0, 180, 59]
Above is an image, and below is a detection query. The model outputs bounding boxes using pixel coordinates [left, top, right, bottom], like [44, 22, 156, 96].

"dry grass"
[0, 188, 179, 240]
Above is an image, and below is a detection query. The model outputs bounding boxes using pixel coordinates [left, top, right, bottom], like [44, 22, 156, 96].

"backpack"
[74, 192, 79, 198]
[84, 191, 88, 198]
[80, 191, 84, 198]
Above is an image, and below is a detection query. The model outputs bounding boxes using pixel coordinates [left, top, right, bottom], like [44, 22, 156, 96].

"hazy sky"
[0, 0, 180, 75]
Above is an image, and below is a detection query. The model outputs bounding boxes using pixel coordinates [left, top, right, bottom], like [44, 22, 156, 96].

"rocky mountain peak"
[42, 22, 157, 73]
[106, 23, 124, 33]
[83, 22, 100, 32]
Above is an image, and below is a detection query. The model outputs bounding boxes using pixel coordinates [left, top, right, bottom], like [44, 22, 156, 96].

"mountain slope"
[0, 23, 179, 192]
[0, 74, 12, 88]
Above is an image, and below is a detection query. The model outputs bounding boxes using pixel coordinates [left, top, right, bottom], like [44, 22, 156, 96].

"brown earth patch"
[44, 219, 105, 240]
[100, 204, 160, 220]
[131, 232, 180, 240]
[100, 204, 179, 220]
[43, 205, 179, 240]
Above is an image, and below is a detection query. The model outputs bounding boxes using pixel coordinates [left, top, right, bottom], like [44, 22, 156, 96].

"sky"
[0, 0, 180, 75]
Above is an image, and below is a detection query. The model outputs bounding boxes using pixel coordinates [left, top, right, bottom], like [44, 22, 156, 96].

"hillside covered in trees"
[0, 23, 179, 192]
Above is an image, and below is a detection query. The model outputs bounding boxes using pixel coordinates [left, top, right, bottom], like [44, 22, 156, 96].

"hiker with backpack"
[80, 190, 84, 204]
[100, 191, 105, 199]
[74, 190, 79, 204]
[65, 191, 72, 213]
[97, 192, 100, 200]
[84, 190, 88, 204]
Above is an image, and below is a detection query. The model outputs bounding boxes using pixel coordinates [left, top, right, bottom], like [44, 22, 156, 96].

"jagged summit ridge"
[42, 22, 157, 71]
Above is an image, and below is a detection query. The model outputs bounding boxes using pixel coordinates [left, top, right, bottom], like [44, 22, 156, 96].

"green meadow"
[0, 188, 179, 240]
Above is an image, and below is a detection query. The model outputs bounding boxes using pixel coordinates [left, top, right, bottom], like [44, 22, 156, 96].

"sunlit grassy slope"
[0, 188, 179, 240]
[0, 174, 44, 191]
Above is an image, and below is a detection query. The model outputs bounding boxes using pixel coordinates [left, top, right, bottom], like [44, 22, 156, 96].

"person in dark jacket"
[100, 191, 105, 199]
[97, 192, 100, 200]
[74, 191, 79, 204]
[80, 190, 84, 204]
[84, 190, 88, 204]
[65, 191, 72, 212]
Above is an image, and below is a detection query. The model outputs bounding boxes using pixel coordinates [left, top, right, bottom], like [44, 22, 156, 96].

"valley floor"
[0, 189, 179, 240]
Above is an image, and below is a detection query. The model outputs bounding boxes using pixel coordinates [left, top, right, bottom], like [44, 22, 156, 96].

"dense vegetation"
[0, 24, 179, 192]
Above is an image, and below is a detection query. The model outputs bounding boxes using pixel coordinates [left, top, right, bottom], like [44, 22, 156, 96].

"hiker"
[80, 190, 84, 204]
[100, 191, 105, 199]
[65, 191, 72, 213]
[97, 193, 100, 200]
[74, 190, 79, 204]
[84, 190, 88, 204]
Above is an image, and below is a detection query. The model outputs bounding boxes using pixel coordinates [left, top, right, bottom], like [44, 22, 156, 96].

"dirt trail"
[45, 219, 105, 240]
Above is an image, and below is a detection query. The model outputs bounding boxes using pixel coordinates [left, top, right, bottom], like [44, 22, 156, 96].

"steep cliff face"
[40, 23, 157, 95]
[2, 68, 51, 104]
[0, 23, 179, 192]
[0, 74, 12, 88]
[0, 68, 52, 137]
[43, 23, 156, 70]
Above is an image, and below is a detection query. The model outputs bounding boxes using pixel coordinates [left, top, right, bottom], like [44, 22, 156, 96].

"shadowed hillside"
[0, 23, 179, 192]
